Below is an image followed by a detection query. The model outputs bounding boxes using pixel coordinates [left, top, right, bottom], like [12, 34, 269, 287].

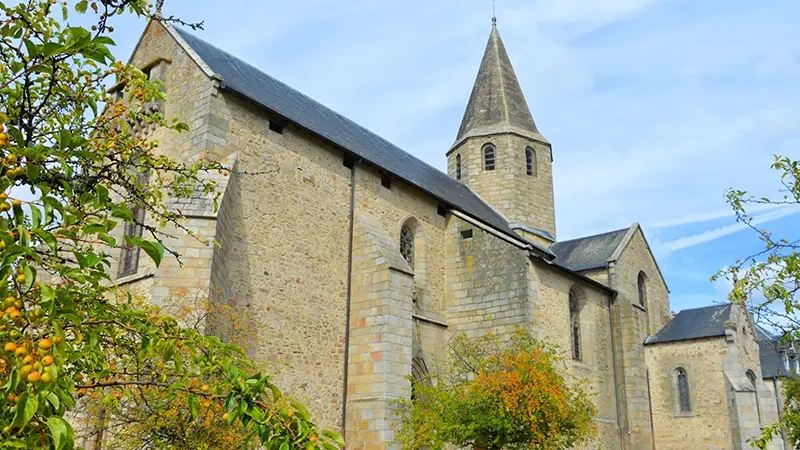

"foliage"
[393, 330, 596, 450]
[0, 1, 342, 449]
[751, 376, 800, 449]
[714, 155, 800, 448]
[77, 292, 264, 449]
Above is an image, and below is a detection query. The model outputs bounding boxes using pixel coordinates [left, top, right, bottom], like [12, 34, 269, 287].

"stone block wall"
[724, 306, 783, 449]
[444, 217, 530, 339]
[646, 337, 732, 449]
[531, 262, 621, 450]
[612, 227, 670, 449]
[447, 134, 555, 239]
[346, 212, 415, 450]
[210, 95, 354, 429]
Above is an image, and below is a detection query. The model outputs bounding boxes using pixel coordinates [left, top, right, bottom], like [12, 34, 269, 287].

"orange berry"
[38, 339, 52, 350]
[41, 356, 53, 366]
[27, 371, 41, 383]
[3, 342, 16, 353]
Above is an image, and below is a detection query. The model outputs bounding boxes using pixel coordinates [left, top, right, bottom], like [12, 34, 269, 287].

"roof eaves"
[163, 23, 219, 80]
[644, 331, 727, 346]
[217, 84, 531, 247]
[608, 223, 638, 263]
[608, 223, 671, 293]
[548, 261, 616, 294]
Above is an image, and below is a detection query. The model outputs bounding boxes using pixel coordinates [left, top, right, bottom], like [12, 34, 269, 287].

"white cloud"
[656, 206, 800, 257]
[647, 203, 783, 230]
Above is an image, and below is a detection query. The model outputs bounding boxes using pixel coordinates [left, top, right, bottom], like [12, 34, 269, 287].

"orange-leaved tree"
[394, 330, 596, 450]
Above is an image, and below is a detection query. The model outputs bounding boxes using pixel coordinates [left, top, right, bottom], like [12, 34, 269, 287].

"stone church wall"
[646, 337, 733, 449]
[531, 262, 620, 450]
[447, 134, 555, 239]
[207, 94, 354, 428]
[444, 217, 530, 338]
[613, 227, 669, 449]
[724, 307, 783, 449]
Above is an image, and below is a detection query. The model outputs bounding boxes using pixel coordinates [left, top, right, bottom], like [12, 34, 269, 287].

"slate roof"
[453, 22, 547, 149]
[645, 304, 732, 345]
[550, 227, 629, 271]
[172, 27, 551, 253]
[756, 326, 789, 379]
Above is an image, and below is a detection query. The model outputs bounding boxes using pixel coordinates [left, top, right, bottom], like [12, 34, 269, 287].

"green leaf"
[291, 401, 311, 421]
[75, 1, 88, 13]
[33, 229, 58, 254]
[40, 284, 54, 304]
[30, 205, 41, 229]
[25, 163, 41, 182]
[47, 417, 68, 450]
[322, 430, 345, 447]
[11, 393, 38, 429]
[189, 395, 200, 421]
[46, 392, 60, 411]
[279, 442, 289, 450]
[138, 240, 165, 267]
[23, 265, 35, 291]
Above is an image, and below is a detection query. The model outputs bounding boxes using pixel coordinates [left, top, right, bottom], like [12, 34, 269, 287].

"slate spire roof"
[454, 21, 547, 148]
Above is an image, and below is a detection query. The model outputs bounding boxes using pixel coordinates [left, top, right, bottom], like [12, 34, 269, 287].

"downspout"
[646, 368, 656, 450]
[341, 157, 361, 436]
[608, 290, 625, 450]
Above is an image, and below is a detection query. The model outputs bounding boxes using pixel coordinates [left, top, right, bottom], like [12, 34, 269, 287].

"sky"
[99, 0, 799, 315]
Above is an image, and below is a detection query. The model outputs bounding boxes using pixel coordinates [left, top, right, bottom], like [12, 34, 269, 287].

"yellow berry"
[41, 371, 53, 384]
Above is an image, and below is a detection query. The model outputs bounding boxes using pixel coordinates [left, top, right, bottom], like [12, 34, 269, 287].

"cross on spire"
[492, 0, 497, 24]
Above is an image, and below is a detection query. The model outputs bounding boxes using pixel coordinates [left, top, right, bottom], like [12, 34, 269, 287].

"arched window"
[638, 272, 647, 308]
[456, 154, 462, 180]
[676, 368, 691, 412]
[400, 224, 415, 269]
[525, 147, 536, 176]
[747, 370, 762, 423]
[569, 291, 581, 361]
[483, 144, 496, 171]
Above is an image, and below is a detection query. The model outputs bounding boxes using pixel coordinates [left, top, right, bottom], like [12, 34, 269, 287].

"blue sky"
[102, 0, 799, 314]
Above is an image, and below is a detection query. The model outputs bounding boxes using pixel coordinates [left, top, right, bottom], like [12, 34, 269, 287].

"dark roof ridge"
[677, 303, 730, 313]
[558, 226, 631, 245]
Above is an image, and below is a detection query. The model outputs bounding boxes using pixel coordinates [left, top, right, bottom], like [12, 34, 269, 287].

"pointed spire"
[453, 20, 547, 147]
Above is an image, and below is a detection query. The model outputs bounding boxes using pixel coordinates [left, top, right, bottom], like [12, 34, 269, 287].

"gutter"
[340, 157, 361, 436]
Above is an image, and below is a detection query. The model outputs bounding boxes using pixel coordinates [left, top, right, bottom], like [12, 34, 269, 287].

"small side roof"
[756, 325, 789, 379]
[551, 227, 629, 271]
[645, 304, 732, 345]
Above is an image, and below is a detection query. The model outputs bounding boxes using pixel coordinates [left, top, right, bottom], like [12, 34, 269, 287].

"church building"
[113, 18, 789, 450]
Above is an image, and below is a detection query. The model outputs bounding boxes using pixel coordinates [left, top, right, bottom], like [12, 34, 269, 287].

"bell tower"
[447, 19, 555, 244]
